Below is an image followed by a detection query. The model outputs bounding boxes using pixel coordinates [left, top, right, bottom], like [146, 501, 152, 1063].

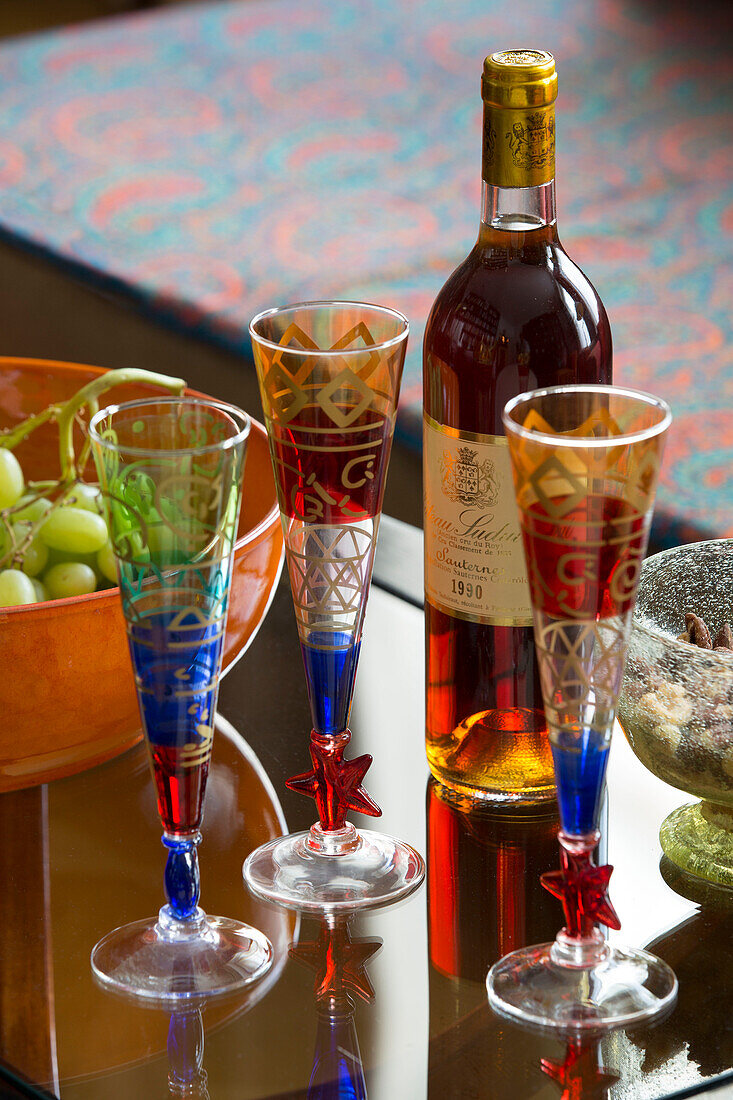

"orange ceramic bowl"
[0, 358, 283, 792]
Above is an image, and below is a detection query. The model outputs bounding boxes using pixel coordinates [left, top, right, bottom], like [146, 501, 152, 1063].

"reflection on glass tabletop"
[0, 519, 731, 1098]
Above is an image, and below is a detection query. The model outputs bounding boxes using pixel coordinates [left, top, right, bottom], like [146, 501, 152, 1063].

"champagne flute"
[243, 301, 425, 910]
[88, 396, 272, 1000]
[487, 384, 677, 1029]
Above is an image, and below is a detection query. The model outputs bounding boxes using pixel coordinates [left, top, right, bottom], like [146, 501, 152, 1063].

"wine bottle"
[423, 50, 612, 803]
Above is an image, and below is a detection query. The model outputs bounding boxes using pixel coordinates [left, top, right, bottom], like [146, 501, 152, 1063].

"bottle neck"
[480, 97, 557, 235]
[481, 179, 556, 232]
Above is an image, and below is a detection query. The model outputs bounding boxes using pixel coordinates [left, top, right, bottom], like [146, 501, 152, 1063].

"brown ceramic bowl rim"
[0, 357, 280, 618]
[633, 538, 733, 667]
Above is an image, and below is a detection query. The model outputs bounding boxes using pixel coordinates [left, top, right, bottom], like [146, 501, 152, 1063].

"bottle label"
[482, 103, 555, 188]
[423, 413, 533, 626]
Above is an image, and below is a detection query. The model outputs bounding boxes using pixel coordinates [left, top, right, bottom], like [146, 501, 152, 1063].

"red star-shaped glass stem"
[541, 841, 621, 939]
[290, 919, 382, 1008]
[541, 1038, 620, 1100]
[287, 729, 381, 831]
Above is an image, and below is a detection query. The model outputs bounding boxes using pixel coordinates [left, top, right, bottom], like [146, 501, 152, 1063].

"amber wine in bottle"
[423, 50, 612, 803]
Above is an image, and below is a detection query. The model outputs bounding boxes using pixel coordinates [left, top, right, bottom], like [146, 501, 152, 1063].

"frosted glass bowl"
[618, 539, 733, 886]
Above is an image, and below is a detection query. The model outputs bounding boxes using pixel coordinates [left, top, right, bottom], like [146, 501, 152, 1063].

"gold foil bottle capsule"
[481, 49, 557, 188]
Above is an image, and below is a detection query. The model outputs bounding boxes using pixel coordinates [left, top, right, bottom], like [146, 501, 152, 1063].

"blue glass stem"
[163, 832, 202, 921]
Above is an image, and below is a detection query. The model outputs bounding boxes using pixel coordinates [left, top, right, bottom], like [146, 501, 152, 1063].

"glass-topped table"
[1, 518, 731, 1099]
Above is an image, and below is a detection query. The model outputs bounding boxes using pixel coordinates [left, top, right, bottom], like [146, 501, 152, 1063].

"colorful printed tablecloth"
[0, 0, 730, 544]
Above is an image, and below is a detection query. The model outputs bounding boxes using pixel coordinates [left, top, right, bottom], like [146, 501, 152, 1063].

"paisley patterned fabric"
[0, 0, 730, 544]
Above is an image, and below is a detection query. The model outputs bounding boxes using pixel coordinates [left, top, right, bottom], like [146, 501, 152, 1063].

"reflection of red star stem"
[290, 920, 381, 1006]
[541, 846, 621, 938]
[541, 1038, 620, 1099]
[286, 729, 381, 830]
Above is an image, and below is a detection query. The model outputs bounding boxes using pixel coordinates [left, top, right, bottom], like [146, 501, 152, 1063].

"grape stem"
[0, 404, 62, 450]
[1, 369, 186, 481]
[0, 368, 186, 572]
[56, 370, 185, 480]
[3, 517, 33, 567]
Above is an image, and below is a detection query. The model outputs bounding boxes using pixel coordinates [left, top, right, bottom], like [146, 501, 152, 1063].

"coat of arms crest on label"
[441, 446, 499, 506]
[506, 111, 554, 170]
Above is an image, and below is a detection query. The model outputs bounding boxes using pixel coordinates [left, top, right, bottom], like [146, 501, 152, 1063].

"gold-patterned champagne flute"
[89, 397, 273, 999]
[243, 301, 425, 910]
[487, 384, 677, 1029]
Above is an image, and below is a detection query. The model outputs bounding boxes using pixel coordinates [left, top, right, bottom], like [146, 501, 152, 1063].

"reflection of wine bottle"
[427, 780, 560, 1097]
[424, 49, 612, 803]
[427, 780, 559, 980]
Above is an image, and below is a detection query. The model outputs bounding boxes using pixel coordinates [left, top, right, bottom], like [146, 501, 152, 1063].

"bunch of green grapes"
[0, 452, 116, 605]
[0, 368, 185, 609]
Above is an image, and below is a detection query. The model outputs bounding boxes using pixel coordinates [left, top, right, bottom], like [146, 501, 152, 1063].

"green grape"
[45, 545, 98, 568]
[0, 568, 36, 607]
[31, 578, 49, 603]
[119, 471, 157, 517]
[114, 528, 150, 566]
[40, 506, 108, 554]
[13, 521, 50, 578]
[97, 540, 118, 585]
[148, 521, 177, 558]
[44, 561, 97, 600]
[12, 494, 52, 523]
[158, 496, 189, 531]
[0, 449, 24, 510]
[62, 482, 104, 514]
